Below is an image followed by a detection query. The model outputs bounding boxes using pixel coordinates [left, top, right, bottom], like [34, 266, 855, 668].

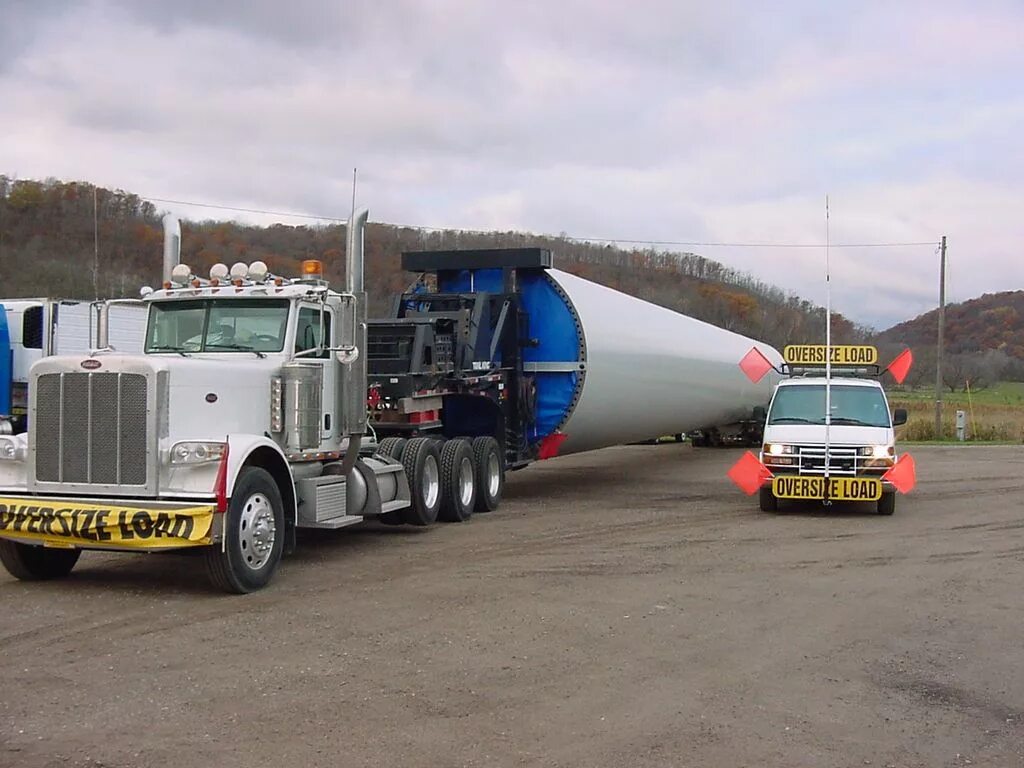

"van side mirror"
[892, 408, 908, 426]
[752, 406, 767, 422]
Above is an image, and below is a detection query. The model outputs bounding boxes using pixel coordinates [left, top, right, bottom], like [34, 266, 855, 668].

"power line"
[141, 194, 940, 250]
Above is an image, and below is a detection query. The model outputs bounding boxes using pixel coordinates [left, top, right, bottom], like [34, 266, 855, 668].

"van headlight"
[170, 441, 226, 465]
[859, 445, 894, 458]
[763, 443, 796, 456]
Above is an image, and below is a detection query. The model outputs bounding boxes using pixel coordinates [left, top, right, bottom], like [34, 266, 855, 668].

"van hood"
[763, 424, 893, 446]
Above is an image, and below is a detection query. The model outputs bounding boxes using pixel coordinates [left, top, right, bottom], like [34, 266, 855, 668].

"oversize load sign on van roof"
[0, 498, 214, 549]
[772, 476, 882, 501]
[783, 345, 878, 366]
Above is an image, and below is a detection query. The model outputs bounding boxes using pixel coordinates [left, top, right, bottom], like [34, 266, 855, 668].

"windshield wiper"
[829, 417, 873, 426]
[769, 417, 818, 424]
[147, 345, 189, 357]
[205, 343, 266, 359]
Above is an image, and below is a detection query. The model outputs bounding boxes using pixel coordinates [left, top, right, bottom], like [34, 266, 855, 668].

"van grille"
[34, 372, 148, 486]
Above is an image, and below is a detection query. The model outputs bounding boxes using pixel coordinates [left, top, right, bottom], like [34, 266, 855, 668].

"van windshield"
[146, 299, 289, 353]
[767, 384, 891, 428]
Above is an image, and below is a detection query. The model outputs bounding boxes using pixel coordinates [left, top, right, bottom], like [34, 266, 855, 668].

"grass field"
[887, 382, 1024, 442]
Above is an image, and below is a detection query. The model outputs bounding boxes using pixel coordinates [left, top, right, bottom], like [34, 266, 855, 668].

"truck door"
[295, 303, 336, 441]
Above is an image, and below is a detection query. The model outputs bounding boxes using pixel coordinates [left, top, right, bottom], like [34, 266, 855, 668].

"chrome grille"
[35, 372, 148, 486]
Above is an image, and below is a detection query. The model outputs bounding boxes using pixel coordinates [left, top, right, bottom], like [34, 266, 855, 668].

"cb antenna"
[824, 195, 832, 490]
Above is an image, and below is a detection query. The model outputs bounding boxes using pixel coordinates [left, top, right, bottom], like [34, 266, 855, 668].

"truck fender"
[223, 435, 297, 540]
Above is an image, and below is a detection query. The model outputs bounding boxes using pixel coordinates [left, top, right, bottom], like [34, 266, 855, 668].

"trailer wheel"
[877, 492, 896, 516]
[377, 437, 407, 460]
[471, 436, 503, 512]
[400, 438, 441, 526]
[204, 467, 285, 594]
[0, 541, 81, 581]
[438, 439, 477, 522]
[758, 487, 778, 513]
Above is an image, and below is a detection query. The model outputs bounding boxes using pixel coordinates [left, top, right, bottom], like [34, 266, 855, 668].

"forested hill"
[0, 176, 870, 350]
[878, 291, 1024, 359]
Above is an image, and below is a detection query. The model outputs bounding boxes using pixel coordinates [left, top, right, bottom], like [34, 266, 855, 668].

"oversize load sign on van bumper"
[0, 497, 215, 549]
[771, 476, 882, 501]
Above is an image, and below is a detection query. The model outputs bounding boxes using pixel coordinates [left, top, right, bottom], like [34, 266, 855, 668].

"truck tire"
[759, 486, 778, 513]
[438, 439, 477, 522]
[877, 492, 896, 516]
[0, 541, 81, 581]
[376, 437, 407, 460]
[204, 467, 285, 594]
[400, 438, 441, 526]
[472, 436, 503, 512]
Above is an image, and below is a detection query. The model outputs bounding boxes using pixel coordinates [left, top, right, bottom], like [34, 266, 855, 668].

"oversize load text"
[771, 476, 882, 501]
[783, 345, 878, 365]
[0, 501, 213, 547]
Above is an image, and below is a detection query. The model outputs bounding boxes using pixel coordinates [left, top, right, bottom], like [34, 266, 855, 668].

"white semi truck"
[0, 208, 783, 592]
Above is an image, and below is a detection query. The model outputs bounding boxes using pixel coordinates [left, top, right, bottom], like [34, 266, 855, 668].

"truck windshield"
[146, 299, 290, 353]
[767, 384, 891, 428]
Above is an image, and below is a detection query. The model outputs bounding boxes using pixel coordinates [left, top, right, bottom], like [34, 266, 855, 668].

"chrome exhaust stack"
[162, 214, 181, 284]
[338, 207, 369, 472]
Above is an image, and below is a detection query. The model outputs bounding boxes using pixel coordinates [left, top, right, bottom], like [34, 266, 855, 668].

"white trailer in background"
[0, 299, 146, 432]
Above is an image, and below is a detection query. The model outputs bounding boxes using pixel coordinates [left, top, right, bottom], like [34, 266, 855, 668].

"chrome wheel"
[486, 452, 501, 497]
[458, 456, 475, 508]
[422, 454, 440, 510]
[239, 492, 277, 571]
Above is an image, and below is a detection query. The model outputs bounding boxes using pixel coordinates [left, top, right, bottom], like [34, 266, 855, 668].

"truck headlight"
[0, 436, 27, 462]
[170, 441, 226, 465]
[764, 443, 796, 456]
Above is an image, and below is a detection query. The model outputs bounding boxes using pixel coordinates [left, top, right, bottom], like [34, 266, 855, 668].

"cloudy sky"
[2, 0, 1021, 329]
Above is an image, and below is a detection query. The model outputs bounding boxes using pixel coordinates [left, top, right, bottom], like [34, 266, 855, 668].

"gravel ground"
[1, 443, 1022, 768]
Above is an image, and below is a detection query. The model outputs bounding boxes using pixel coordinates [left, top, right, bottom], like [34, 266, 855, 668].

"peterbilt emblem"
[205, 393, 218, 403]
[81, 359, 102, 370]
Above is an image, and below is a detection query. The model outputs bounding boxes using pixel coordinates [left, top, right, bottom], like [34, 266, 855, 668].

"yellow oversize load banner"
[783, 345, 878, 366]
[772, 476, 882, 501]
[0, 497, 215, 549]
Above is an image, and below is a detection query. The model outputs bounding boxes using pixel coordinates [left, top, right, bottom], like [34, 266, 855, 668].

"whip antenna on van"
[824, 195, 832, 489]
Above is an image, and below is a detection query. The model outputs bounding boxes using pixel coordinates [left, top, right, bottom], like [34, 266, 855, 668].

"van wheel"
[438, 439, 477, 522]
[204, 467, 285, 594]
[400, 438, 441, 526]
[0, 541, 81, 581]
[877, 492, 896, 516]
[759, 487, 778, 512]
[472, 436, 504, 512]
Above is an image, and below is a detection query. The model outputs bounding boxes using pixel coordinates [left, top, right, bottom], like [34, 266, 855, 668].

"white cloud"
[0, 0, 1021, 330]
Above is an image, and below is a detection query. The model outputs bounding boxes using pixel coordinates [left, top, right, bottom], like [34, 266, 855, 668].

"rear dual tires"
[471, 436, 503, 512]
[0, 540, 81, 581]
[376, 437, 407, 461]
[204, 467, 285, 594]
[438, 439, 477, 522]
[400, 438, 442, 526]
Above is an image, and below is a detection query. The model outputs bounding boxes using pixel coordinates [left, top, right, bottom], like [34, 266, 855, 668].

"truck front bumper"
[0, 495, 220, 551]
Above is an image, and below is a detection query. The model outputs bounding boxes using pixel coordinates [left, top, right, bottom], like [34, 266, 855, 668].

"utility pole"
[934, 235, 947, 439]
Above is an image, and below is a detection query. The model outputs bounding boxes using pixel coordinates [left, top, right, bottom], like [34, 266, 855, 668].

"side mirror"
[751, 406, 767, 422]
[892, 408, 908, 426]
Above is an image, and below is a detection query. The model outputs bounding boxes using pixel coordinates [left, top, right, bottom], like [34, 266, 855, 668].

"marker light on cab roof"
[229, 262, 248, 280]
[170, 263, 191, 283]
[210, 263, 229, 281]
[248, 261, 269, 281]
[301, 259, 323, 278]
